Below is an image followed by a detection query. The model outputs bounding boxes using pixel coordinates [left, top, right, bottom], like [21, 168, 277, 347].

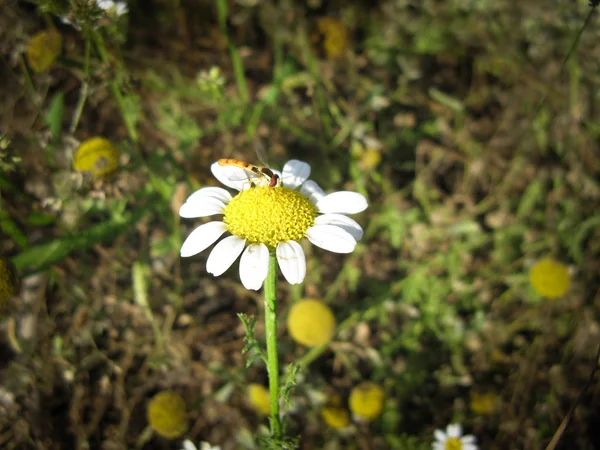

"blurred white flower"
[181, 440, 221, 450]
[432, 423, 478, 450]
[97, 0, 128, 17]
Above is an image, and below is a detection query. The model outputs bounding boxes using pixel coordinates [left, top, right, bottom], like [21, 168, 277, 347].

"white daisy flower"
[179, 159, 367, 290]
[97, 0, 129, 17]
[181, 440, 221, 450]
[432, 423, 478, 450]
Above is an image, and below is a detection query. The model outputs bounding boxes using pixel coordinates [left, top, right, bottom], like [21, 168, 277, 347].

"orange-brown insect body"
[218, 159, 280, 187]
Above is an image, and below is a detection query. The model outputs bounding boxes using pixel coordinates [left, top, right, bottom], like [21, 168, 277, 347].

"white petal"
[316, 191, 368, 214]
[184, 187, 232, 205]
[461, 435, 476, 444]
[306, 225, 357, 254]
[182, 441, 198, 450]
[447, 423, 462, 438]
[211, 162, 250, 191]
[180, 222, 227, 257]
[463, 444, 479, 450]
[239, 244, 270, 290]
[206, 235, 246, 276]
[300, 180, 326, 205]
[432, 443, 444, 450]
[276, 241, 306, 285]
[200, 443, 220, 450]
[314, 214, 364, 241]
[281, 160, 311, 189]
[180, 195, 228, 218]
[433, 429, 447, 443]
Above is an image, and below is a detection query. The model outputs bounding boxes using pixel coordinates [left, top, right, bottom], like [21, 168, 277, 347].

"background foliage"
[1, 0, 600, 449]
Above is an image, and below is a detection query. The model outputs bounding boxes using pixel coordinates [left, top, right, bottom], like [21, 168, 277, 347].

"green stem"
[215, 0, 249, 103]
[69, 38, 91, 134]
[264, 252, 282, 439]
[297, 343, 328, 369]
[92, 32, 138, 142]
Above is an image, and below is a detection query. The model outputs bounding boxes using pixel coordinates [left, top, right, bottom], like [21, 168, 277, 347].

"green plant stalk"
[215, 0, 249, 103]
[92, 32, 138, 142]
[296, 343, 328, 369]
[69, 38, 92, 134]
[264, 252, 282, 439]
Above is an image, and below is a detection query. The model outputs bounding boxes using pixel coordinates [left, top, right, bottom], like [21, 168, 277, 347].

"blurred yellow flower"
[287, 299, 335, 347]
[470, 391, 499, 415]
[147, 390, 188, 439]
[317, 18, 348, 59]
[27, 29, 62, 73]
[348, 382, 384, 421]
[321, 396, 350, 429]
[0, 257, 18, 315]
[74, 137, 119, 178]
[359, 148, 382, 171]
[247, 383, 270, 415]
[529, 257, 571, 298]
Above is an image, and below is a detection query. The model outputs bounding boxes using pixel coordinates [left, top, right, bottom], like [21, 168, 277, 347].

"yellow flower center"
[445, 437, 462, 450]
[223, 186, 318, 249]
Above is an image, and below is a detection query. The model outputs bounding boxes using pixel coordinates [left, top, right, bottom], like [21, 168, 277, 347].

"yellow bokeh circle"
[247, 383, 270, 415]
[74, 137, 119, 178]
[287, 299, 336, 347]
[27, 29, 62, 73]
[146, 391, 188, 439]
[529, 257, 571, 299]
[348, 382, 384, 421]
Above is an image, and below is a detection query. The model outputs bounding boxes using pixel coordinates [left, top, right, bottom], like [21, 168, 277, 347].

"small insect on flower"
[179, 158, 367, 290]
[217, 159, 281, 188]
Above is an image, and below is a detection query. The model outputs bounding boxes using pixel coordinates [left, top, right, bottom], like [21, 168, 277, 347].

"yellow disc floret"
[445, 437, 462, 450]
[349, 382, 384, 421]
[529, 257, 571, 299]
[223, 186, 318, 249]
[287, 298, 336, 347]
[147, 390, 188, 439]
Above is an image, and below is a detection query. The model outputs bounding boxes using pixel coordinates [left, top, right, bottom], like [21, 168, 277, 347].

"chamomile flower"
[179, 160, 367, 290]
[432, 424, 478, 450]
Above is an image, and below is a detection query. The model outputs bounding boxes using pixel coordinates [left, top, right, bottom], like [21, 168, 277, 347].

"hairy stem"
[264, 252, 282, 439]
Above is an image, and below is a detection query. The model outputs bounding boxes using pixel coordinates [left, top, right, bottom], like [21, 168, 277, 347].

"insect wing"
[254, 140, 270, 168]
[222, 164, 268, 186]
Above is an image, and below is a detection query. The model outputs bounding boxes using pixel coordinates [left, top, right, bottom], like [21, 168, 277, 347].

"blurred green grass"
[1, 0, 600, 449]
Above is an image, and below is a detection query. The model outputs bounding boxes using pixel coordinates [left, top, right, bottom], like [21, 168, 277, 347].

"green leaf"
[11, 206, 149, 275]
[0, 209, 28, 249]
[45, 92, 65, 140]
[517, 178, 544, 219]
[429, 87, 464, 113]
[27, 211, 55, 226]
